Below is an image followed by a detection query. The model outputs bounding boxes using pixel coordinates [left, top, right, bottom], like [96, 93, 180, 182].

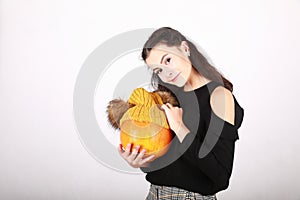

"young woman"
[118, 27, 244, 200]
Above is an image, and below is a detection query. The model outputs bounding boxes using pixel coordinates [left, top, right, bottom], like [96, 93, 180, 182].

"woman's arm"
[160, 103, 190, 142]
[162, 86, 244, 191]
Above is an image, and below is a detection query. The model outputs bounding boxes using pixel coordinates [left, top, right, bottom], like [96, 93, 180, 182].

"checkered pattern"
[145, 184, 217, 200]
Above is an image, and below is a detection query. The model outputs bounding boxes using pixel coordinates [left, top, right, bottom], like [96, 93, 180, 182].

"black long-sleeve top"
[140, 81, 244, 195]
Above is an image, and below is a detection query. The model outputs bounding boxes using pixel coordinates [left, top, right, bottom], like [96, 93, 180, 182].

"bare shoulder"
[210, 86, 235, 125]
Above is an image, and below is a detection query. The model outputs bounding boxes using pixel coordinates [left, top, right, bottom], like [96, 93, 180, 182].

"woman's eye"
[165, 58, 171, 65]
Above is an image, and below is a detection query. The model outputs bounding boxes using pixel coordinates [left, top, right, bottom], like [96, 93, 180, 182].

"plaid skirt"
[145, 184, 217, 200]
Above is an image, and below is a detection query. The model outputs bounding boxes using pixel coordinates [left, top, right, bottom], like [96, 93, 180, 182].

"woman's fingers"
[161, 103, 173, 110]
[165, 103, 172, 108]
[118, 143, 132, 160]
[135, 148, 154, 163]
[131, 148, 146, 167]
[123, 143, 132, 157]
[142, 154, 156, 164]
[118, 143, 155, 168]
[128, 145, 140, 161]
[161, 103, 185, 133]
[134, 149, 156, 167]
[135, 148, 146, 160]
[118, 144, 124, 154]
[160, 104, 167, 111]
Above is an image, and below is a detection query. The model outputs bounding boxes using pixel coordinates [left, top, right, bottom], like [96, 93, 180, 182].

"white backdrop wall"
[1, 0, 300, 199]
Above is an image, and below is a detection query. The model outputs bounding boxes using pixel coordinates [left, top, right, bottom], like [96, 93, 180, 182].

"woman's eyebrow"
[160, 54, 168, 64]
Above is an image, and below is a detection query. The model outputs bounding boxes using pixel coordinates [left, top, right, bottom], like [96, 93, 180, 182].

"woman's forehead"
[146, 45, 180, 64]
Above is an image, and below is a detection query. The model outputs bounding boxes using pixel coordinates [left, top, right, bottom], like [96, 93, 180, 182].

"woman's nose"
[166, 71, 173, 77]
[163, 69, 174, 77]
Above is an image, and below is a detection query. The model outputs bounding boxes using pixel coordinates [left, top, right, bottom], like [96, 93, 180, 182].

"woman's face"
[145, 43, 192, 88]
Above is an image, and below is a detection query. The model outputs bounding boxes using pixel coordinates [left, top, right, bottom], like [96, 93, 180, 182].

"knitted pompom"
[120, 88, 169, 129]
[127, 88, 163, 107]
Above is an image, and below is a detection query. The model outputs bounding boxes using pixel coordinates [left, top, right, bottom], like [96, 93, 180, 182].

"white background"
[1, 0, 300, 199]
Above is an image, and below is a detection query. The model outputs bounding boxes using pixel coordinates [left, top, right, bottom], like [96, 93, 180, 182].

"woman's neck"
[183, 68, 210, 91]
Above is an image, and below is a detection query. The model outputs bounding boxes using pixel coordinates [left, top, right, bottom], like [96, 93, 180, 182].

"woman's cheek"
[158, 74, 168, 83]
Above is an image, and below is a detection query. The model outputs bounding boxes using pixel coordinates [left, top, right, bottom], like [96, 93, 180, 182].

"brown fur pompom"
[154, 91, 179, 106]
[106, 99, 134, 129]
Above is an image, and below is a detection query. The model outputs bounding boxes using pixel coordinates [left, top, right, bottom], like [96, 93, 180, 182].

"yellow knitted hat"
[119, 88, 169, 129]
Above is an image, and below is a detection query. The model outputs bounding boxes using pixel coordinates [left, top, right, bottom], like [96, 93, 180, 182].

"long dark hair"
[141, 27, 233, 93]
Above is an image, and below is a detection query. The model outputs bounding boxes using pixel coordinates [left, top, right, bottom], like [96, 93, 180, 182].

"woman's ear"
[181, 41, 190, 56]
[106, 99, 133, 129]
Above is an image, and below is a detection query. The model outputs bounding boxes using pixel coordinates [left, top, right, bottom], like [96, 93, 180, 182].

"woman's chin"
[165, 78, 186, 88]
[173, 81, 186, 88]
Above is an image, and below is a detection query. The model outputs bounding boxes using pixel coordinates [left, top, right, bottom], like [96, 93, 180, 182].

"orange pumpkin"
[106, 87, 176, 160]
[120, 120, 173, 158]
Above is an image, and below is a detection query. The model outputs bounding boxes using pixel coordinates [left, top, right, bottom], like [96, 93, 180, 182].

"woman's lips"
[170, 73, 180, 82]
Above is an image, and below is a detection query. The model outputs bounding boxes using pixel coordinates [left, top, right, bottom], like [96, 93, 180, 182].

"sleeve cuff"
[176, 132, 197, 155]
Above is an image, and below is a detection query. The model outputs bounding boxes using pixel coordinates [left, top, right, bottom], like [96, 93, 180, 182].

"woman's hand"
[160, 103, 190, 142]
[118, 143, 156, 168]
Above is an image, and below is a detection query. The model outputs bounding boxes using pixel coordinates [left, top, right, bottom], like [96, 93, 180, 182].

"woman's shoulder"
[209, 84, 235, 126]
